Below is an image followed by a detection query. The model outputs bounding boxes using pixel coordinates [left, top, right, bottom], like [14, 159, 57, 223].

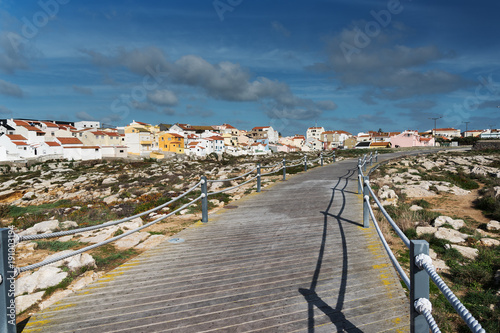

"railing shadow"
[299, 167, 363, 332]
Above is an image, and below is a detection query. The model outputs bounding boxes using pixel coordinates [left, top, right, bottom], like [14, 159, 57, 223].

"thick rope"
[366, 196, 410, 288]
[414, 298, 441, 333]
[17, 195, 203, 274]
[207, 167, 258, 183]
[261, 166, 284, 176]
[207, 175, 258, 196]
[19, 180, 203, 241]
[261, 161, 282, 169]
[416, 255, 486, 333]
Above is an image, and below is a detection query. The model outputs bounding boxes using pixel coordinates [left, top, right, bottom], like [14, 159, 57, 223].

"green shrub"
[35, 240, 81, 252]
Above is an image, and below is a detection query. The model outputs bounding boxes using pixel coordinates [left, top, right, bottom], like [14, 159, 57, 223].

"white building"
[306, 127, 325, 141]
[75, 121, 101, 130]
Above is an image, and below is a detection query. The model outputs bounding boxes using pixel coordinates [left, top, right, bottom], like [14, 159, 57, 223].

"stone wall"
[473, 140, 500, 150]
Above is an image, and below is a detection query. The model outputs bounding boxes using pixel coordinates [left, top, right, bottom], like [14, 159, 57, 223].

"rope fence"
[0, 150, 339, 332]
[358, 152, 485, 333]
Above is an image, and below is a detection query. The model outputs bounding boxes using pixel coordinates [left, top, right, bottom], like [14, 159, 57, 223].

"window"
[119, 150, 124, 153]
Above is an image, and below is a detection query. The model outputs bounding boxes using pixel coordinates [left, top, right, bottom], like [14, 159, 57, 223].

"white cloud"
[0, 79, 23, 97]
[147, 89, 178, 106]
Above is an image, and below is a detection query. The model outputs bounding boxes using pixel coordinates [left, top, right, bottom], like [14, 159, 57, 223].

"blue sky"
[1, 0, 499, 135]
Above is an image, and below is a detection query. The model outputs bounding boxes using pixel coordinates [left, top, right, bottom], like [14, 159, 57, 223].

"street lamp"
[428, 116, 442, 146]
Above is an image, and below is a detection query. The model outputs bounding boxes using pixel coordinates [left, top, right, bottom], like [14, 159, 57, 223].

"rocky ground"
[0, 152, 327, 322]
[370, 150, 500, 331]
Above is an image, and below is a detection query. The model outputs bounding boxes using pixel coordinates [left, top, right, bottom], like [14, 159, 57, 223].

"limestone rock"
[433, 216, 465, 230]
[20, 220, 60, 236]
[16, 291, 44, 314]
[15, 266, 68, 296]
[486, 220, 500, 231]
[135, 235, 166, 250]
[495, 186, 500, 198]
[78, 226, 119, 244]
[102, 177, 118, 185]
[416, 226, 437, 236]
[61, 221, 78, 229]
[410, 205, 423, 211]
[69, 271, 102, 291]
[103, 194, 120, 204]
[450, 245, 479, 260]
[120, 217, 143, 231]
[114, 232, 150, 250]
[401, 186, 436, 198]
[480, 238, 500, 247]
[22, 191, 36, 200]
[44, 250, 96, 272]
[434, 229, 468, 243]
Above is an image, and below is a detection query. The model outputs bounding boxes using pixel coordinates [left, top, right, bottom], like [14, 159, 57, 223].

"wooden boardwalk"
[24, 158, 410, 332]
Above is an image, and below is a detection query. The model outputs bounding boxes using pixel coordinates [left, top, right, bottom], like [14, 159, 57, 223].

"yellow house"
[159, 133, 185, 154]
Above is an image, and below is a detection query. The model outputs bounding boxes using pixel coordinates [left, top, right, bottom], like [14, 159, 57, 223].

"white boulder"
[20, 220, 60, 236]
[114, 232, 150, 250]
[135, 235, 166, 250]
[416, 226, 437, 236]
[480, 238, 500, 247]
[61, 221, 78, 229]
[435, 229, 468, 243]
[16, 291, 44, 314]
[44, 250, 96, 272]
[486, 220, 500, 231]
[15, 266, 68, 296]
[433, 216, 465, 230]
[450, 245, 479, 260]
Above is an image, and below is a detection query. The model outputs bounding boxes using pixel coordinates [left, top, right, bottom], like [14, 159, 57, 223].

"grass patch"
[92, 244, 138, 269]
[35, 240, 81, 252]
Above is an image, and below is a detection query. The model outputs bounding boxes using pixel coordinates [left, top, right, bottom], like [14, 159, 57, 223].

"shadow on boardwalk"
[299, 167, 364, 333]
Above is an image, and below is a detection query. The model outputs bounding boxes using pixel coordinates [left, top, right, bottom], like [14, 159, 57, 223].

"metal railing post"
[0, 228, 16, 333]
[282, 158, 286, 181]
[201, 176, 208, 223]
[304, 155, 307, 172]
[375, 150, 378, 162]
[363, 159, 367, 172]
[410, 240, 430, 333]
[256, 163, 261, 192]
[320, 152, 323, 166]
[333, 151, 336, 162]
[370, 152, 373, 166]
[357, 168, 363, 194]
[363, 177, 370, 228]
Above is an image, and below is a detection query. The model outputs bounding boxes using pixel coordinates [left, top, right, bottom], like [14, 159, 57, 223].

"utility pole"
[463, 121, 470, 137]
[428, 116, 442, 146]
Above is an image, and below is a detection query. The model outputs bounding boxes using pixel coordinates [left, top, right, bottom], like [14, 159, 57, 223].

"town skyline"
[1, 1, 499, 136]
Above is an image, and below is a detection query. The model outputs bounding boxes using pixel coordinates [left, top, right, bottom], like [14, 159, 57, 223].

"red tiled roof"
[6, 134, 27, 141]
[45, 142, 61, 147]
[13, 120, 30, 126]
[223, 124, 236, 129]
[420, 138, 432, 142]
[135, 121, 149, 126]
[167, 133, 184, 138]
[22, 125, 44, 133]
[91, 131, 107, 136]
[12, 141, 28, 146]
[208, 136, 224, 140]
[57, 137, 83, 145]
[434, 128, 458, 131]
[41, 121, 59, 128]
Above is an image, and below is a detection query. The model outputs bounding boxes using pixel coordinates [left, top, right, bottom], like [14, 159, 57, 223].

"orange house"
[159, 133, 185, 154]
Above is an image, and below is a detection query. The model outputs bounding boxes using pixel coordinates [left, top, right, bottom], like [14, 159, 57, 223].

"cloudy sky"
[1, 0, 499, 135]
